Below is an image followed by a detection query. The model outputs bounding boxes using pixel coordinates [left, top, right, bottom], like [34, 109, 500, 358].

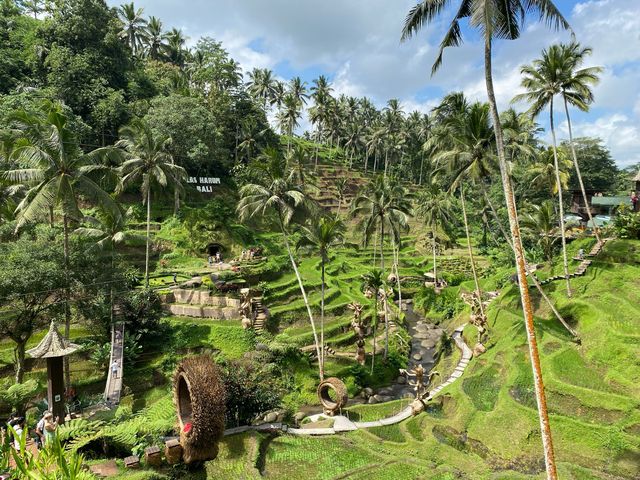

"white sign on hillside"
[187, 176, 221, 193]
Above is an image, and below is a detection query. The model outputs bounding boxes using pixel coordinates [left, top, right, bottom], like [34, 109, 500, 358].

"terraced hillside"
[203, 239, 640, 479]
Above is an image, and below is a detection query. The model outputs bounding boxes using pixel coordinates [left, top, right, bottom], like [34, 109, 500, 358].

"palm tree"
[297, 216, 345, 379]
[144, 16, 167, 60]
[288, 77, 309, 106]
[117, 2, 147, 56]
[362, 268, 384, 374]
[529, 147, 571, 200]
[237, 148, 323, 377]
[164, 28, 188, 67]
[433, 101, 495, 319]
[3, 102, 120, 388]
[402, 3, 570, 477]
[557, 43, 603, 242]
[75, 207, 142, 329]
[335, 178, 349, 217]
[352, 176, 411, 359]
[416, 183, 455, 286]
[521, 201, 557, 263]
[514, 45, 580, 297]
[20, 0, 44, 18]
[277, 94, 302, 152]
[247, 68, 278, 111]
[116, 119, 186, 287]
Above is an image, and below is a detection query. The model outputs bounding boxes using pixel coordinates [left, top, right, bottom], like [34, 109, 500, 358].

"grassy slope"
[203, 239, 640, 479]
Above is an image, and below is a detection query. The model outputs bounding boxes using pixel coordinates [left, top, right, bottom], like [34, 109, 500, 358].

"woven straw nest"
[317, 377, 348, 415]
[173, 355, 226, 464]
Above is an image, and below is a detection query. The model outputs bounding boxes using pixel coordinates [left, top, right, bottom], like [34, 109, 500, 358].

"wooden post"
[47, 356, 65, 424]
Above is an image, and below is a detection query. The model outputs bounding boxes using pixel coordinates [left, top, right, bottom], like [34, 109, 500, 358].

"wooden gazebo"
[27, 321, 79, 423]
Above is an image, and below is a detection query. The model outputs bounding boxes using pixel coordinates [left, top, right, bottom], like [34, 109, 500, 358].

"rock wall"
[161, 289, 241, 320]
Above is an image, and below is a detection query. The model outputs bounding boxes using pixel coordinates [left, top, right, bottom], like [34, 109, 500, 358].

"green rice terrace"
[1, 1, 640, 479]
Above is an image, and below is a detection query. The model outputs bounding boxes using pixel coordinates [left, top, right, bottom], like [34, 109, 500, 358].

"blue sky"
[107, 0, 640, 167]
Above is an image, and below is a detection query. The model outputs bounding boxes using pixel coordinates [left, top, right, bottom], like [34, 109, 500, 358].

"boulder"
[263, 412, 278, 423]
[255, 343, 269, 351]
[396, 376, 406, 385]
[363, 387, 374, 397]
[367, 396, 379, 404]
[412, 353, 423, 361]
[294, 412, 306, 424]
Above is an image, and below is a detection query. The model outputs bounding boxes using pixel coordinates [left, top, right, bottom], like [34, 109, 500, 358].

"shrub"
[613, 205, 640, 239]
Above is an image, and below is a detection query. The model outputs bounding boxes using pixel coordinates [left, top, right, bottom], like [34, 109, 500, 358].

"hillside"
[202, 239, 640, 479]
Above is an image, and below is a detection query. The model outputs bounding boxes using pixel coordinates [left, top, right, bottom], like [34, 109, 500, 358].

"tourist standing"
[43, 413, 59, 445]
[35, 411, 48, 449]
[11, 417, 25, 452]
[111, 360, 119, 379]
[631, 192, 638, 212]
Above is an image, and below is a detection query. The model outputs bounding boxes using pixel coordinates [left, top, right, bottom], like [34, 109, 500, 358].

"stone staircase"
[530, 239, 607, 287]
[251, 297, 268, 333]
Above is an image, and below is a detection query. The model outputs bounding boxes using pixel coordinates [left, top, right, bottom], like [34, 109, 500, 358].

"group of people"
[4, 410, 59, 453]
[239, 247, 262, 262]
[207, 251, 222, 266]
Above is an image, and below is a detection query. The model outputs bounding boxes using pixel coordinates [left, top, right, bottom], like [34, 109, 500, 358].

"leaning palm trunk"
[484, 191, 579, 339]
[484, 37, 558, 479]
[460, 188, 485, 321]
[432, 225, 438, 284]
[145, 188, 152, 288]
[320, 259, 326, 379]
[279, 219, 323, 379]
[549, 100, 572, 297]
[370, 298, 377, 375]
[393, 239, 402, 316]
[562, 95, 600, 243]
[63, 214, 71, 389]
[380, 221, 388, 360]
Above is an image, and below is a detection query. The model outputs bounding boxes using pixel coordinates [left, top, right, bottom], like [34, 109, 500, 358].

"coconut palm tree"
[277, 94, 302, 152]
[529, 147, 571, 200]
[514, 45, 580, 297]
[237, 148, 323, 377]
[3, 102, 120, 388]
[402, 2, 570, 476]
[75, 207, 142, 329]
[143, 16, 167, 60]
[246, 68, 278, 111]
[117, 2, 147, 56]
[416, 183, 455, 286]
[557, 43, 603, 242]
[164, 28, 188, 67]
[521, 201, 557, 263]
[335, 178, 349, 217]
[297, 216, 345, 379]
[352, 176, 411, 359]
[432, 101, 495, 319]
[288, 77, 309, 106]
[362, 268, 384, 374]
[116, 119, 186, 287]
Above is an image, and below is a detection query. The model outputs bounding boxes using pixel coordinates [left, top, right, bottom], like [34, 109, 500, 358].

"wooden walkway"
[104, 322, 125, 405]
[531, 239, 607, 287]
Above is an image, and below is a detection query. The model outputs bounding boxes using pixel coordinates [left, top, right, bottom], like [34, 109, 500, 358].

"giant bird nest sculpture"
[317, 377, 348, 416]
[173, 355, 226, 464]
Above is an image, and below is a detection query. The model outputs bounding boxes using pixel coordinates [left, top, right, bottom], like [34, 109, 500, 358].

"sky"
[106, 0, 640, 168]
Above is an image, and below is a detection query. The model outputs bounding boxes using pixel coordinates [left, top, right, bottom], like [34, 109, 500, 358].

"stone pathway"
[223, 324, 472, 437]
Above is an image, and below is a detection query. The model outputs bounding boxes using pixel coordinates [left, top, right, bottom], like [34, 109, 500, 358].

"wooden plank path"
[104, 322, 125, 405]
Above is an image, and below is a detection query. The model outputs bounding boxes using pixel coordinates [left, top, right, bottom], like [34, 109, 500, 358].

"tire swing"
[317, 377, 348, 416]
[173, 355, 226, 464]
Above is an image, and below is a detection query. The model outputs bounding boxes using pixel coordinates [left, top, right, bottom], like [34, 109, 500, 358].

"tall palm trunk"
[320, 258, 326, 379]
[63, 214, 71, 389]
[279, 218, 323, 379]
[419, 151, 425, 185]
[370, 296, 377, 375]
[484, 190, 578, 339]
[460, 188, 485, 321]
[380, 220, 388, 360]
[393, 238, 402, 316]
[145, 187, 152, 288]
[562, 94, 600, 243]
[549, 99, 572, 297]
[484, 37, 558, 479]
[432, 225, 438, 284]
[384, 150, 389, 178]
